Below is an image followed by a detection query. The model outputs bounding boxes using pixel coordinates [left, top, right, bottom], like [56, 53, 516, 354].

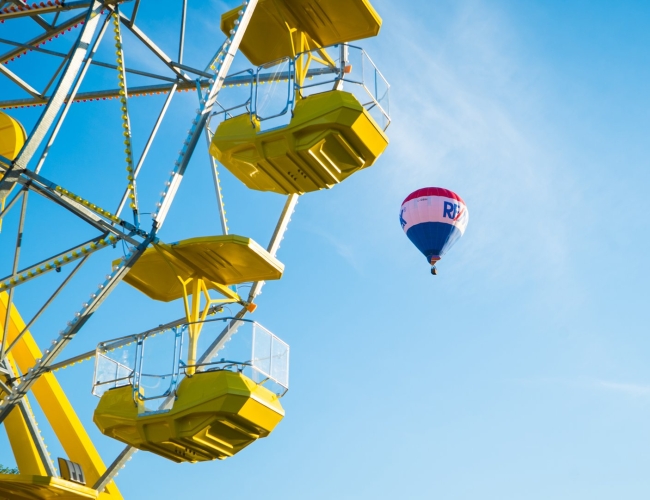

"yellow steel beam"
[1, 352, 50, 475]
[0, 292, 123, 499]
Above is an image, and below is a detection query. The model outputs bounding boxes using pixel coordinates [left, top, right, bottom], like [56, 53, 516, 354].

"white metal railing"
[209, 43, 390, 132]
[92, 318, 290, 412]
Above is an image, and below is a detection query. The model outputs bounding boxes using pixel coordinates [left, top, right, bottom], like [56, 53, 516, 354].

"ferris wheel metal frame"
[0, 0, 303, 494]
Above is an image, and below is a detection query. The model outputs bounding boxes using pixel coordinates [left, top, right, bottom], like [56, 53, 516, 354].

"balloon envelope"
[400, 187, 469, 264]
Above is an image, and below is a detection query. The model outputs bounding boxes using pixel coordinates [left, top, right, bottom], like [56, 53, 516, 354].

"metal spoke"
[92, 446, 136, 492]
[118, 11, 192, 82]
[0, 0, 304, 486]
[153, 0, 260, 229]
[33, 12, 112, 175]
[129, 0, 141, 24]
[15, 169, 144, 244]
[0, 36, 180, 87]
[0, 11, 88, 64]
[0, 234, 153, 424]
[115, 83, 178, 217]
[179, 0, 187, 64]
[0, 2, 104, 205]
[0, 186, 25, 222]
[0, 67, 339, 109]
[0, 234, 115, 293]
[0, 64, 41, 98]
[3, 254, 91, 357]
[3, 0, 55, 30]
[0, 190, 29, 362]
[197, 194, 298, 365]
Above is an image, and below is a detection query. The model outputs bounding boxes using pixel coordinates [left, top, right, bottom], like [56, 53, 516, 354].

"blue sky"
[2, 0, 650, 498]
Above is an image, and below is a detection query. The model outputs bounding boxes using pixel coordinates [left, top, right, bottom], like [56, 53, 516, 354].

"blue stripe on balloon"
[406, 222, 462, 262]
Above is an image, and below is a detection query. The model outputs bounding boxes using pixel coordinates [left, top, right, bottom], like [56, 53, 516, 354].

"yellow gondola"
[210, 0, 389, 195]
[210, 90, 388, 195]
[93, 235, 287, 462]
[94, 370, 284, 463]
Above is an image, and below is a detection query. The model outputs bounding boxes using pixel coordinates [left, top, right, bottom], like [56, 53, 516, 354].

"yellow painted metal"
[0, 475, 98, 500]
[180, 276, 228, 375]
[94, 370, 284, 463]
[0, 111, 26, 230]
[118, 235, 284, 302]
[210, 90, 389, 195]
[221, 0, 382, 66]
[0, 110, 25, 164]
[118, 235, 283, 373]
[0, 293, 122, 500]
[1, 352, 49, 476]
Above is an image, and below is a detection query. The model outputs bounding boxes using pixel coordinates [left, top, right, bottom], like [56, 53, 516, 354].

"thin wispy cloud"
[516, 377, 650, 398]
[595, 381, 650, 397]
[369, 0, 580, 288]
[303, 226, 363, 273]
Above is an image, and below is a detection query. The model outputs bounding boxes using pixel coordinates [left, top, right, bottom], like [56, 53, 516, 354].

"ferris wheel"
[0, 0, 390, 498]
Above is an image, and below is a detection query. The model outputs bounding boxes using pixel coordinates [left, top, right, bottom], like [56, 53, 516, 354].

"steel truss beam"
[0, 330, 52, 477]
[0, 234, 152, 424]
[0, 234, 115, 294]
[0, 11, 88, 64]
[0, 1, 104, 204]
[0, 36, 180, 85]
[0, 67, 339, 109]
[1, 166, 146, 243]
[0, 0, 93, 22]
[153, 0, 258, 229]
[3, 0, 54, 31]
[0, 1, 303, 491]
[0, 0, 261, 425]
[4, 254, 90, 357]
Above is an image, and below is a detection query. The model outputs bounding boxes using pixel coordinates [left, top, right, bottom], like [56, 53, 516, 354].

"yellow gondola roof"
[119, 235, 284, 302]
[221, 0, 382, 66]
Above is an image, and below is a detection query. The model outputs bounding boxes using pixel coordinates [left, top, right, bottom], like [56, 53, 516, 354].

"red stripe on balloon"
[402, 187, 465, 205]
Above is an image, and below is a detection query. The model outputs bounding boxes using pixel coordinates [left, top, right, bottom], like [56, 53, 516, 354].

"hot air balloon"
[400, 187, 469, 275]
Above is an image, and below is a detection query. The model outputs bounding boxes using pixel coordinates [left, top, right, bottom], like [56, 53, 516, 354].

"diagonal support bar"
[0, 2, 104, 205]
[0, 357, 58, 476]
[0, 234, 154, 424]
[92, 445, 136, 493]
[0, 64, 41, 97]
[196, 194, 299, 367]
[0, 11, 88, 65]
[153, 0, 259, 229]
[118, 11, 191, 82]
[0, 0, 92, 22]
